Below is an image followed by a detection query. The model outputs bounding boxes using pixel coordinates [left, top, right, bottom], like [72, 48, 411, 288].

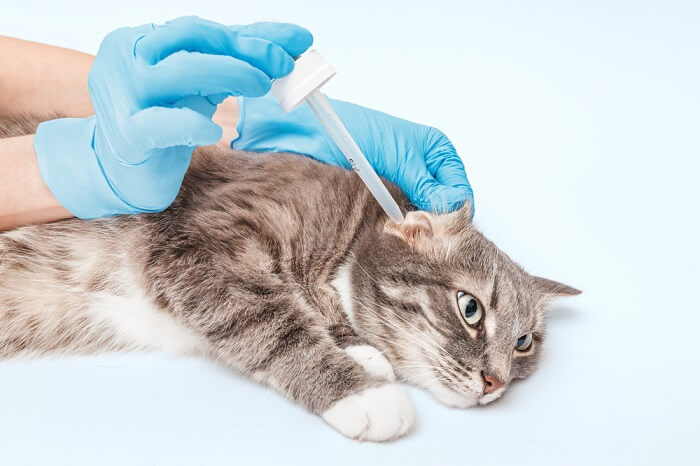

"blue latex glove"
[233, 93, 473, 213]
[34, 16, 312, 218]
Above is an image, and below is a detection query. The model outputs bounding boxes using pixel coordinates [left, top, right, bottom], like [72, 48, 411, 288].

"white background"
[1, 1, 699, 465]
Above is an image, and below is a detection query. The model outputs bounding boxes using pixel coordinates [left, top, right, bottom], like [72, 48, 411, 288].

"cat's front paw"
[321, 384, 414, 442]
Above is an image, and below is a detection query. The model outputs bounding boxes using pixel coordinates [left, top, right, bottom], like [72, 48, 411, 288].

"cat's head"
[345, 204, 580, 408]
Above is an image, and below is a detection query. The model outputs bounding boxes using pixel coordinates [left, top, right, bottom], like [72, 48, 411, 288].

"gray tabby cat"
[0, 116, 579, 442]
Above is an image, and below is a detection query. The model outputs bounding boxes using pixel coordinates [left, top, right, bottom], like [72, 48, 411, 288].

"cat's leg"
[292, 283, 408, 440]
[180, 290, 414, 442]
[313, 276, 398, 384]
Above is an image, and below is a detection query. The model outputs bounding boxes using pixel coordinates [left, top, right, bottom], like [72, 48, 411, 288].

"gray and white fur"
[0, 116, 579, 441]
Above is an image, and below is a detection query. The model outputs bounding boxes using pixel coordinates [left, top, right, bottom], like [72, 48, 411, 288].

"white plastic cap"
[271, 49, 337, 113]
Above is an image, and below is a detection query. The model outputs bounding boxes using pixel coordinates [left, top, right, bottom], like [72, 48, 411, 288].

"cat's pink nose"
[481, 372, 504, 394]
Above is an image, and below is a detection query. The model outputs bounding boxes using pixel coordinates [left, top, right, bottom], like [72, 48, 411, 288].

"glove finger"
[400, 155, 441, 212]
[135, 16, 299, 78]
[233, 22, 313, 57]
[147, 51, 271, 102]
[206, 93, 230, 107]
[427, 153, 472, 188]
[169, 95, 219, 119]
[422, 128, 474, 215]
[129, 106, 222, 152]
[427, 153, 474, 214]
[423, 128, 471, 189]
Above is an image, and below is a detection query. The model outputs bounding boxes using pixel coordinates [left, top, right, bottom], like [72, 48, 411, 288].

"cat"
[0, 115, 580, 442]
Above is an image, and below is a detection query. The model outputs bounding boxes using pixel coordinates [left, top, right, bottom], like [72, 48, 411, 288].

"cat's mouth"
[429, 366, 508, 408]
[478, 386, 507, 405]
[411, 365, 507, 409]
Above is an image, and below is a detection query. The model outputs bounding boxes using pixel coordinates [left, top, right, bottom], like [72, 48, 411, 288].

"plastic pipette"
[271, 50, 405, 223]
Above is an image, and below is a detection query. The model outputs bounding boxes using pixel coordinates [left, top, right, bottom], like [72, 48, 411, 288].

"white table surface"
[1, 1, 698, 465]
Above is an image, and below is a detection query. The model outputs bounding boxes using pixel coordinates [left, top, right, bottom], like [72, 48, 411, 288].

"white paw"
[344, 345, 395, 381]
[321, 384, 415, 442]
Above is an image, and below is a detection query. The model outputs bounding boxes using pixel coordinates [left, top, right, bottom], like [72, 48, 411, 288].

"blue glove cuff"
[34, 117, 141, 219]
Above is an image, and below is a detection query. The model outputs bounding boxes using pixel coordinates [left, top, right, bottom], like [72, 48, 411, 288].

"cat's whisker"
[399, 372, 452, 389]
[347, 319, 446, 373]
[393, 364, 445, 370]
[350, 300, 468, 384]
[350, 296, 442, 355]
[351, 297, 455, 365]
[368, 299, 465, 369]
[352, 296, 467, 377]
[352, 326, 430, 362]
[348, 251, 381, 288]
[437, 366, 469, 389]
[354, 311, 467, 384]
[398, 372, 433, 383]
[352, 330, 468, 386]
[394, 366, 449, 380]
[400, 373, 451, 390]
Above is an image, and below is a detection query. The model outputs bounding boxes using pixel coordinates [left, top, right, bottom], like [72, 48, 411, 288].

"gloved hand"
[34, 16, 312, 219]
[233, 93, 473, 213]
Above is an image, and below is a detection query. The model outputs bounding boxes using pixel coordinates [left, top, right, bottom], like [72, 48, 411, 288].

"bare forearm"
[0, 135, 71, 230]
[0, 36, 94, 117]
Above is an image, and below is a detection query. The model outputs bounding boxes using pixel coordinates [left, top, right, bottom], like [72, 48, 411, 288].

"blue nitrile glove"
[34, 16, 312, 219]
[233, 93, 473, 213]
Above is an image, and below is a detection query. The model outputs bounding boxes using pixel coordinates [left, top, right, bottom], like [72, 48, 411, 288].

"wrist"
[34, 117, 140, 219]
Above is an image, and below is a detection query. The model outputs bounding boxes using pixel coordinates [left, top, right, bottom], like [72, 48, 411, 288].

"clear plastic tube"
[305, 90, 405, 223]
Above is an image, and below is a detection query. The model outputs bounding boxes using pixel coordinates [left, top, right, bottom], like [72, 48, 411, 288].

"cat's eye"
[456, 291, 483, 327]
[515, 334, 533, 352]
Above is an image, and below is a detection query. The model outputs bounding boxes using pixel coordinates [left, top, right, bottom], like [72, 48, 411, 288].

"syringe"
[271, 51, 405, 224]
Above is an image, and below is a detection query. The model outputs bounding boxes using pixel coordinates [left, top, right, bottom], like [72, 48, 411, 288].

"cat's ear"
[531, 276, 582, 297]
[456, 199, 473, 224]
[443, 199, 473, 235]
[384, 211, 434, 246]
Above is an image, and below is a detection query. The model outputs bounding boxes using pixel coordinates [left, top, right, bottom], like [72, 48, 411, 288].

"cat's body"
[0, 116, 578, 441]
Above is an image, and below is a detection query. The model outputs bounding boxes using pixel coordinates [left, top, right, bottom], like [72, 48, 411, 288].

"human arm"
[0, 134, 71, 230]
[0, 36, 94, 117]
[0, 37, 91, 230]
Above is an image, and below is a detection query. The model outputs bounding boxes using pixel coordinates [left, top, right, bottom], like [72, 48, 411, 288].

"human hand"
[34, 16, 312, 218]
[233, 93, 473, 213]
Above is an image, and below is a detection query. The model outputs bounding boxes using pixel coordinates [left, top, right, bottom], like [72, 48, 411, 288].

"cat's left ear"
[531, 276, 582, 297]
[384, 211, 434, 247]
